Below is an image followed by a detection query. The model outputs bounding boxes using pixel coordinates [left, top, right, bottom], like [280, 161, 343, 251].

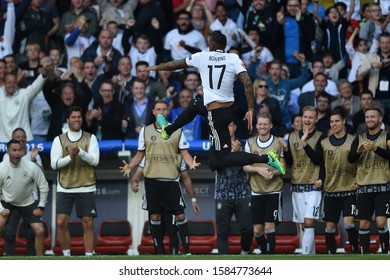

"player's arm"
[238, 71, 254, 131]
[144, 59, 188, 72]
[180, 170, 200, 214]
[131, 166, 144, 193]
[120, 150, 145, 177]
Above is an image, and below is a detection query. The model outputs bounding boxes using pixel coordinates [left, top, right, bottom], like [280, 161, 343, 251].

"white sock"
[240, 250, 249, 255]
[302, 227, 315, 255]
[62, 249, 71, 256]
[85, 252, 93, 256]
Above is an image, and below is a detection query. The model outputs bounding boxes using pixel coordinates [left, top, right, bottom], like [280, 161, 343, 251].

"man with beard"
[348, 104, 390, 254]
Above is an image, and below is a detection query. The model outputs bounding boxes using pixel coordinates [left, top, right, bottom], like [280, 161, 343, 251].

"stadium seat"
[137, 220, 171, 254]
[53, 221, 85, 255]
[181, 219, 217, 254]
[15, 221, 51, 255]
[95, 220, 132, 254]
[344, 222, 380, 253]
[315, 222, 341, 253]
[275, 221, 300, 253]
[227, 220, 256, 254]
[0, 231, 4, 255]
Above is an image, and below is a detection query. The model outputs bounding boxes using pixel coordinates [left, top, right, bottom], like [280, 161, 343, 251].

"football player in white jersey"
[144, 31, 285, 175]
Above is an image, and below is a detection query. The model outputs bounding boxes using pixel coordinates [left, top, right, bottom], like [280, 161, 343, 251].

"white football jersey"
[185, 50, 247, 106]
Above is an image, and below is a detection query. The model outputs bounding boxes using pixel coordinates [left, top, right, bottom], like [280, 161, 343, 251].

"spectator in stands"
[81, 28, 122, 75]
[210, 1, 240, 50]
[132, 60, 166, 101]
[274, 0, 316, 78]
[214, 120, 253, 255]
[86, 80, 124, 140]
[15, 0, 53, 53]
[59, 0, 98, 39]
[186, 0, 213, 40]
[105, 21, 125, 55]
[122, 78, 155, 139]
[163, 10, 208, 79]
[348, 104, 390, 254]
[49, 47, 66, 77]
[168, 88, 205, 141]
[331, 79, 360, 127]
[314, 1, 355, 79]
[359, 3, 383, 48]
[120, 100, 199, 254]
[50, 105, 100, 257]
[64, 14, 96, 68]
[112, 55, 132, 104]
[82, 60, 106, 105]
[2, 127, 42, 256]
[282, 106, 325, 255]
[244, 0, 281, 53]
[253, 78, 286, 137]
[44, 79, 92, 141]
[244, 112, 285, 254]
[357, 32, 390, 125]
[317, 106, 359, 254]
[122, 17, 164, 79]
[352, 90, 374, 134]
[301, 60, 339, 97]
[0, 0, 15, 59]
[242, 26, 274, 77]
[322, 50, 346, 83]
[299, 72, 330, 109]
[4, 54, 17, 74]
[263, 57, 309, 130]
[19, 43, 41, 85]
[132, 0, 169, 36]
[315, 92, 331, 135]
[97, 0, 138, 25]
[0, 59, 50, 142]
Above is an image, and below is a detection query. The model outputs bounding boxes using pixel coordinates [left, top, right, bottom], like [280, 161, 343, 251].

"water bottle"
[96, 125, 102, 141]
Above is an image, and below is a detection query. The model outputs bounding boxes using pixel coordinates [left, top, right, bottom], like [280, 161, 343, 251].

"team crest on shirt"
[293, 142, 299, 149]
[151, 135, 156, 142]
[327, 150, 334, 157]
[22, 171, 28, 177]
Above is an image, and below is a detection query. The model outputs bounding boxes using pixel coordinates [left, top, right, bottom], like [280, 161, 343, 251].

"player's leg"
[3, 209, 20, 256]
[343, 195, 359, 253]
[159, 98, 207, 139]
[215, 199, 234, 254]
[145, 178, 165, 254]
[264, 193, 282, 254]
[234, 197, 253, 254]
[323, 196, 342, 254]
[75, 192, 97, 256]
[20, 204, 45, 256]
[356, 193, 373, 254]
[301, 190, 321, 255]
[162, 212, 179, 254]
[251, 195, 266, 254]
[374, 192, 390, 254]
[166, 182, 191, 255]
[56, 192, 74, 256]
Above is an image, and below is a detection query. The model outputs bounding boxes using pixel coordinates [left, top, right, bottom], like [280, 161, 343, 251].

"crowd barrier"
[0, 140, 213, 154]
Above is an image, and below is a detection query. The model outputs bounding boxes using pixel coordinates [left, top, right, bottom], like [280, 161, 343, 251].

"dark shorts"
[356, 192, 390, 220]
[251, 193, 282, 225]
[56, 192, 97, 218]
[323, 194, 357, 223]
[144, 178, 185, 215]
[1, 201, 42, 224]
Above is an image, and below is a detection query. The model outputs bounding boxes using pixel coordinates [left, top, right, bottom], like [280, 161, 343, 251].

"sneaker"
[157, 114, 170, 140]
[184, 252, 192, 256]
[267, 150, 285, 175]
